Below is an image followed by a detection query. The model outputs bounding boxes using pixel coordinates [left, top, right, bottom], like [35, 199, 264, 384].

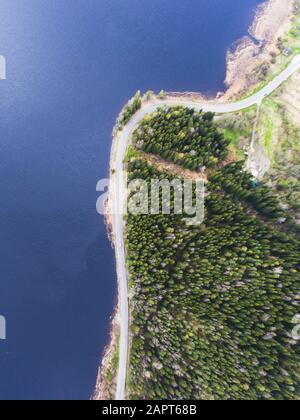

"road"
[110, 54, 300, 400]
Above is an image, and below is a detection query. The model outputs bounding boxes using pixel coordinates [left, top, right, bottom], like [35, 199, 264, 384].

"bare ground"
[223, 0, 296, 100]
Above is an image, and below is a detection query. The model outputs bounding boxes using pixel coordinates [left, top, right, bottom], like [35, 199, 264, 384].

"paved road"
[111, 54, 300, 400]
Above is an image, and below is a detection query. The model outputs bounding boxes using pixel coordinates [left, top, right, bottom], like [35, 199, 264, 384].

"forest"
[132, 107, 230, 171]
[125, 108, 300, 400]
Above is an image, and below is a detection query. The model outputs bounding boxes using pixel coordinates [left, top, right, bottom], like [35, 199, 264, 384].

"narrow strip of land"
[111, 54, 300, 400]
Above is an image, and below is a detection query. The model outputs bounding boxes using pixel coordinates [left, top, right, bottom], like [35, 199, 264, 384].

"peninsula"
[94, 0, 300, 400]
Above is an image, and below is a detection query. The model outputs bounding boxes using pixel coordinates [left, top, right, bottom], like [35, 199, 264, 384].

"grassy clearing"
[125, 145, 141, 162]
[256, 98, 282, 162]
[256, 75, 300, 217]
[264, 116, 274, 154]
[215, 107, 257, 160]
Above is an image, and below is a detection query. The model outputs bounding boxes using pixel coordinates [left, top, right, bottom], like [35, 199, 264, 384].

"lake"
[0, 0, 262, 400]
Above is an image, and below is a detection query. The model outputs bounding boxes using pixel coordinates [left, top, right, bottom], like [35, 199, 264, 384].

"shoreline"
[92, 307, 120, 400]
[223, 0, 296, 100]
[93, 0, 299, 400]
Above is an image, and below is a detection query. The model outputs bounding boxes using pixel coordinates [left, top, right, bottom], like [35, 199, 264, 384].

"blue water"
[0, 0, 262, 400]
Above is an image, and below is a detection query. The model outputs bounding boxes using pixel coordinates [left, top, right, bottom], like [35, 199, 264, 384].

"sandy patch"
[140, 152, 208, 182]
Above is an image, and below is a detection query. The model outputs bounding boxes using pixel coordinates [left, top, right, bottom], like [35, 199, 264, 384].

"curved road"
[111, 54, 300, 400]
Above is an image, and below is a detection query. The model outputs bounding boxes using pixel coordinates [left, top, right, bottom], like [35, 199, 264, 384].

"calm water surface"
[0, 0, 262, 400]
